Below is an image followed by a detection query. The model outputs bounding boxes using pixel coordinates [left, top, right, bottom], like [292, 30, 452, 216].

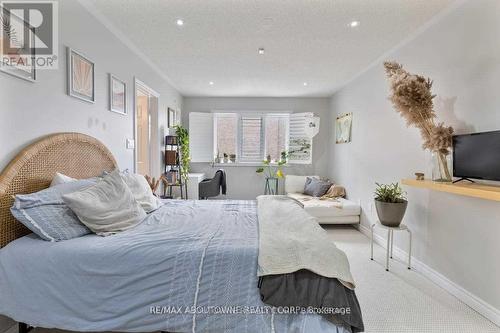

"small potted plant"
[229, 154, 236, 163]
[374, 182, 407, 227]
[223, 153, 228, 163]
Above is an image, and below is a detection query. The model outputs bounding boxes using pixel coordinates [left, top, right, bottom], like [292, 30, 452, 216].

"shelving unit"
[401, 179, 500, 202]
[163, 135, 187, 199]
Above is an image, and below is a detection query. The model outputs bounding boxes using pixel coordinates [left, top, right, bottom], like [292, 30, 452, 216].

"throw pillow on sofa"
[303, 177, 332, 197]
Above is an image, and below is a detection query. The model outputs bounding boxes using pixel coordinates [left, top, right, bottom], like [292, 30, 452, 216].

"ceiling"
[85, 0, 455, 97]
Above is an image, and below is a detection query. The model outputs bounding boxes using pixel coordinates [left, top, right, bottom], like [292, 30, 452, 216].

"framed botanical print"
[167, 107, 176, 127]
[0, 14, 36, 82]
[109, 74, 126, 115]
[335, 112, 353, 144]
[67, 47, 95, 103]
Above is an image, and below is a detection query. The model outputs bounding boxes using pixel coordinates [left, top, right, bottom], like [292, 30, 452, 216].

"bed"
[0, 133, 363, 333]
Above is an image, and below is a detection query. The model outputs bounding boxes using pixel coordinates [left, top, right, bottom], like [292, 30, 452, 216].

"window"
[213, 112, 289, 164]
[214, 113, 237, 157]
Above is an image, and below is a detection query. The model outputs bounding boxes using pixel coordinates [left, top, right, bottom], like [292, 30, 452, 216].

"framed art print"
[67, 47, 95, 103]
[0, 13, 36, 82]
[335, 112, 353, 144]
[167, 107, 176, 127]
[109, 74, 126, 115]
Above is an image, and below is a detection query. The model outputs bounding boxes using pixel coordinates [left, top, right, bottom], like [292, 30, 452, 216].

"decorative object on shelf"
[256, 152, 287, 194]
[67, 47, 95, 103]
[415, 172, 425, 181]
[335, 113, 352, 144]
[374, 182, 407, 227]
[109, 74, 126, 115]
[223, 153, 228, 163]
[384, 61, 454, 182]
[229, 154, 236, 163]
[144, 175, 162, 196]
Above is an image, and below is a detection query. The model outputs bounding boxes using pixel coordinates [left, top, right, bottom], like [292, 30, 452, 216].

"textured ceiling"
[85, 0, 455, 97]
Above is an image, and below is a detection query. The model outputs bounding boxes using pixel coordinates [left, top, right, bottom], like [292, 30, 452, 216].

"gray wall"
[328, 0, 500, 312]
[0, 0, 182, 173]
[182, 97, 332, 199]
[0, 0, 181, 329]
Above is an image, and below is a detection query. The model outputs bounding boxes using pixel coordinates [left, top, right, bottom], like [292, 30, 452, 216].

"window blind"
[189, 112, 214, 162]
[240, 116, 263, 162]
[288, 112, 313, 164]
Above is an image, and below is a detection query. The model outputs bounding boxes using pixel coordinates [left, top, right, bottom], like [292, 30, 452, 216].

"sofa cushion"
[287, 193, 361, 217]
[303, 177, 332, 197]
[285, 175, 319, 193]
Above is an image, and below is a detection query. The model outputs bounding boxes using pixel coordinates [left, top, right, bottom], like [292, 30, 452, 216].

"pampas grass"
[384, 61, 454, 180]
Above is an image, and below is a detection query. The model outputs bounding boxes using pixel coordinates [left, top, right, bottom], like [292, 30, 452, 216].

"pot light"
[176, 19, 184, 26]
[258, 48, 265, 55]
[209, 81, 214, 85]
[350, 20, 360, 28]
[303, 82, 308, 86]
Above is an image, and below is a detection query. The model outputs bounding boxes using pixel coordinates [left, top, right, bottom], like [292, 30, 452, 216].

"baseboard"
[357, 224, 500, 327]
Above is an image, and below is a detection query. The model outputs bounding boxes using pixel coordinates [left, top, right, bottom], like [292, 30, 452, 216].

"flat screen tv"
[453, 130, 500, 182]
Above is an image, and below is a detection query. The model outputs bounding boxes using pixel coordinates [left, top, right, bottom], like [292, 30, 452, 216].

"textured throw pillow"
[303, 177, 333, 197]
[62, 170, 147, 236]
[322, 184, 346, 199]
[120, 171, 161, 213]
[50, 172, 77, 187]
[10, 179, 96, 241]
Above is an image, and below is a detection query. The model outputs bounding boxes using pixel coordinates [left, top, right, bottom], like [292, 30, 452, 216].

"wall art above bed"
[109, 74, 126, 115]
[335, 113, 352, 144]
[67, 47, 95, 103]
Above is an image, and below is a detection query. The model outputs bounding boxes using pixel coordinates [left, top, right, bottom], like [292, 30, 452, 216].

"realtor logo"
[0, 0, 58, 74]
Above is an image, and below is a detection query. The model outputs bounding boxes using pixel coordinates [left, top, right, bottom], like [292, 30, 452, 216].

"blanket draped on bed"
[257, 195, 355, 289]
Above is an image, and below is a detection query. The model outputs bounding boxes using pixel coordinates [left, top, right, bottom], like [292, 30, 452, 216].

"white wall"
[328, 0, 500, 318]
[0, 0, 181, 330]
[182, 97, 331, 199]
[0, 0, 182, 173]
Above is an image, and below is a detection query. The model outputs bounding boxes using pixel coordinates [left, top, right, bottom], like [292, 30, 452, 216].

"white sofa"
[285, 175, 361, 225]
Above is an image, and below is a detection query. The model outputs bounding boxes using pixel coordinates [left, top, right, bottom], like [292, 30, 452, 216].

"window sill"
[212, 162, 287, 167]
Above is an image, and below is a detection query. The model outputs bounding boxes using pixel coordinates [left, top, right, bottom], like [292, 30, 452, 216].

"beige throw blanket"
[257, 195, 356, 289]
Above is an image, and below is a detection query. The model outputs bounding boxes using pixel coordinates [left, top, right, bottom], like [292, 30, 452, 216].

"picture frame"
[167, 107, 176, 127]
[0, 15, 36, 82]
[335, 112, 353, 144]
[109, 74, 126, 115]
[67, 47, 95, 103]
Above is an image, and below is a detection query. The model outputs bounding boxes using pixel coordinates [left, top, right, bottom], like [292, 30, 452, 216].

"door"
[135, 79, 159, 176]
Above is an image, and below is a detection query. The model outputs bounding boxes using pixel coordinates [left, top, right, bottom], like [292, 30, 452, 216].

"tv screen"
[453, 130, 500, 181]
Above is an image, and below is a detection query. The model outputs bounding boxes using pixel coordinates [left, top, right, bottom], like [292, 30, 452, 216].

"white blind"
[288, 112, 313, 164]
[189, 112, 214, 162]
[240, 116, 262, 162]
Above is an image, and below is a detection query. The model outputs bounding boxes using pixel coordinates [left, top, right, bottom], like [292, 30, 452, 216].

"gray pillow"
[62, 170, 147, 236]
[303, 177, 332, 197]
[10, 179, 96, 241]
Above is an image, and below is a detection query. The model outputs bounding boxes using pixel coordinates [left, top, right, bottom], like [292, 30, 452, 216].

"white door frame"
[134, 77, 160, 174]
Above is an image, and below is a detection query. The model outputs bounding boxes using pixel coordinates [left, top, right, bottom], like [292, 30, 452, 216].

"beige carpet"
[323, 225, 500, 333]
[7, 226, 500, 333]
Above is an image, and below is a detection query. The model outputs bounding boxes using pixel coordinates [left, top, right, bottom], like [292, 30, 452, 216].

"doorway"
[134, 79, 159, 176]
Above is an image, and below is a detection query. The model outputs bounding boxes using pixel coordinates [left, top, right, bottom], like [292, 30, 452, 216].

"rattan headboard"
[0, 133, 118, 248]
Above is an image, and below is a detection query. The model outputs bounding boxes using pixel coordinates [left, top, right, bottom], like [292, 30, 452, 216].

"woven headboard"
[0, 133, 118, 248]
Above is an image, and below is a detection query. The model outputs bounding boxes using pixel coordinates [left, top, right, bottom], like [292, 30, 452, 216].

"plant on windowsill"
[384, 61, 454, 182]
[374, 182, 407, 227]
[256, 152, 287, 178]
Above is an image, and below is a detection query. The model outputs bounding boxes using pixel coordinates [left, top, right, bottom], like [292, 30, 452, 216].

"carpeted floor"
[7, 226, 500, 333]
[323, 225, 499, 333]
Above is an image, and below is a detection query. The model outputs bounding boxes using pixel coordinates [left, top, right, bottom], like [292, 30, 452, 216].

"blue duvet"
[0, 200, 347, 333]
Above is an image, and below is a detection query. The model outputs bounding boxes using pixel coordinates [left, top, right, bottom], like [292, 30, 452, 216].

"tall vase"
[432, 151, 452, 182]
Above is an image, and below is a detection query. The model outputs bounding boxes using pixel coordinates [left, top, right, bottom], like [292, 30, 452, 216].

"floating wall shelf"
[401, 179, 500, 202]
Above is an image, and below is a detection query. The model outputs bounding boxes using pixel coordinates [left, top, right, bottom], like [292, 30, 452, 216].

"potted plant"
[174, 125, 190, 181]
[374, 182, 407, 227]
[223, 153, 228, 163]
[229, 154, 236, 163]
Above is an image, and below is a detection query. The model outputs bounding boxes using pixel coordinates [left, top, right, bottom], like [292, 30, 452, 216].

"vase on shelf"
[432, 151, 452, 183]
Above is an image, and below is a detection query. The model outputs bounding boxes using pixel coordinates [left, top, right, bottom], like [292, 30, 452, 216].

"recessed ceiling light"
[303, 82, 308, 86]
[176, 19, 184, 26]
[258, 48, 265, 55]
[350, 20, 360, 28]
[209, 81, 214, 85]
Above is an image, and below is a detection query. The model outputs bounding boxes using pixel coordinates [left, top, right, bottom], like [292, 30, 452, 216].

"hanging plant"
[384, 61, 454, 182]
[174, 125, 190, 181]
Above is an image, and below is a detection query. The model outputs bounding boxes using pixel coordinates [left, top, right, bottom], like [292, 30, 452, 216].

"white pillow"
[120, 171, 161, 213]
[50, 172, 77, 187]
[62, 169, 147, 236]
